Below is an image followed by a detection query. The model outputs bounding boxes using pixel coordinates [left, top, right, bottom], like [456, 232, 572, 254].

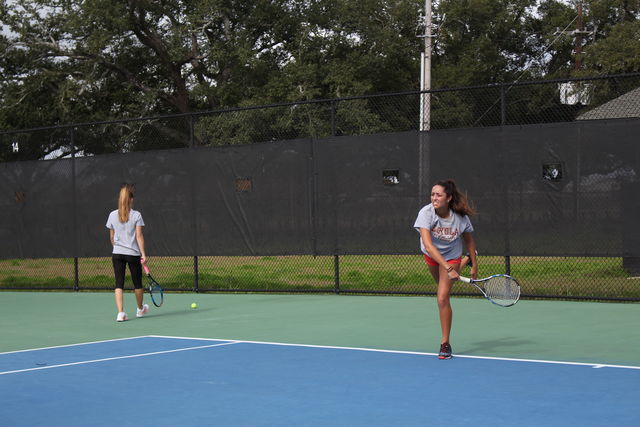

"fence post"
[74, 258, 79, 291]
[193, 255, 199, 292]
[331, 100, 337, 136]
[331, 102, 339, 294]
[334, 255, 340, 294]
[500, 84, 507, 126]
[189, 115, 195, 148]
[189, 115, 200, 292]
[70, 127, 80, 291]
[309, 138, 318, 256]
[500, 84, 511, 275]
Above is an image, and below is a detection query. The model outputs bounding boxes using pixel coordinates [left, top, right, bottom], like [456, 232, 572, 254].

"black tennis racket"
[459, 274, 521, 307]
[142, 262, 163, 307]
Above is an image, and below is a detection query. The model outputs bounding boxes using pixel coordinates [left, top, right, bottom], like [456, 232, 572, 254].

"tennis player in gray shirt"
[414, 179, 478, 359]
[106, 183, 148, 322]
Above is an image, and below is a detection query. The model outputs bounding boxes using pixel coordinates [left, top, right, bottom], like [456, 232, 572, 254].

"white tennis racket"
[459, 274, 521, 307]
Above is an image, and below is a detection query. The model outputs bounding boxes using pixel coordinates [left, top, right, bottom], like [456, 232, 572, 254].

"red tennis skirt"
[423, 254, 461, 267]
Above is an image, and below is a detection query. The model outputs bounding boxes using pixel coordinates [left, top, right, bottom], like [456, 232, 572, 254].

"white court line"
[0, 340, 239, 376]
[149, 335, 640, 371]
[3, 335, 639, 373]
[0, 336, 146, 355]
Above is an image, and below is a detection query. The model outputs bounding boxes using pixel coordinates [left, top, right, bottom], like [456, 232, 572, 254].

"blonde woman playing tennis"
[106, 183, 149, 322]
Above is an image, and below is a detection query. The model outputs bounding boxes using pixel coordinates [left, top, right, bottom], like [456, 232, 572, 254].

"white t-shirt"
[106, 209, 145, 256]
[413, 204, 473, 260]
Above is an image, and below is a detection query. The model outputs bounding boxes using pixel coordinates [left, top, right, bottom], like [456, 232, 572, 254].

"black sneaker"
[438, 342, 452, 359]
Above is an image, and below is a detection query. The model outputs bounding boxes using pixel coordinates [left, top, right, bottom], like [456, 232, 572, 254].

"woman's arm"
[462, 232, 477, 279]
[109, 229, 115, 246]
[135, 225, 147, 263]
[419, 228, 459, 279]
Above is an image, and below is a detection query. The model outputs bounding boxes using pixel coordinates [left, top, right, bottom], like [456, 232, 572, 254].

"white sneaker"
[116, 312, 128, 322]
[136, 304, 149, 318]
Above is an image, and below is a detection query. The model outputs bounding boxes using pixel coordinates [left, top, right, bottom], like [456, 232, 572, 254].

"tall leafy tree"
[584, 0, 640, 73]
[1, 0, 639, 158]
[1, 0, 426, 155]
[431, 0, 542, 86]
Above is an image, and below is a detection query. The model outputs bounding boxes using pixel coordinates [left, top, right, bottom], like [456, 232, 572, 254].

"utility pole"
[419, 0, 432, 131]
[556, 1, 596, 105]
[417, 0, 433, 208]
[554, 1, 594, 72]
[575, 0, 584, 71]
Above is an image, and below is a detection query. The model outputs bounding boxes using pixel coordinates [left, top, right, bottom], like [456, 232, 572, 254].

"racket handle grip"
[458, 276, 472, 283]
[142, 263, 150, 275]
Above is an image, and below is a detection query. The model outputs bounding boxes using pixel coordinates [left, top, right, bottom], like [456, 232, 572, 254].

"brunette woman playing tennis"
[414, 179, 478, 359]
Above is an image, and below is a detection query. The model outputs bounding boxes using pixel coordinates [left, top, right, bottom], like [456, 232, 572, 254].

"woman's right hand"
[445, 265, 459, 280]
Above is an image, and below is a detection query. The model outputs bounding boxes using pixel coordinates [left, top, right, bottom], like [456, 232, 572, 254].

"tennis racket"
[142, 262, 164, 307]
[458, 274, 521, 307]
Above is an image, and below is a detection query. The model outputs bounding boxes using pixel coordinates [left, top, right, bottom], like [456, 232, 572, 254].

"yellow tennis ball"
[191, 302, 198, 309]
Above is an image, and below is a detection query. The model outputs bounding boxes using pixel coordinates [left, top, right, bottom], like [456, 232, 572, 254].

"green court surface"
[1, 292, 639, 367]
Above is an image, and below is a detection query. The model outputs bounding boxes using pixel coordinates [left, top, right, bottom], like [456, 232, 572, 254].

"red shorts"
[423, 254, 461, 267]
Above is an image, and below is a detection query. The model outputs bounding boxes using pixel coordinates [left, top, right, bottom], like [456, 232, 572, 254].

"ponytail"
[434, 179, 475, 216]
[117, 183, 135, 223]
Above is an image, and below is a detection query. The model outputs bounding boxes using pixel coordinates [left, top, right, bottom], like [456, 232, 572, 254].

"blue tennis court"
[1, 335, 638, 426]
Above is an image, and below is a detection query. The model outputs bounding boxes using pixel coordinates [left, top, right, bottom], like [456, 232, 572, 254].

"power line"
[473, 12, 580, 126]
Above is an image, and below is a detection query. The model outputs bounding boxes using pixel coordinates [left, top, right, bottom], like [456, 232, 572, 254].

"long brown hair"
[117, 183, 135, 223]
[434, 179, 475, 216]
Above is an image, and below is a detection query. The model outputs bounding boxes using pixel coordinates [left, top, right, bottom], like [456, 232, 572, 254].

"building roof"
[577, 86, 640, 120]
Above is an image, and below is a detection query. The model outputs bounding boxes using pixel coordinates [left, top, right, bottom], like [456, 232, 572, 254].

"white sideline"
[0, 339, 239, 375]
[2, 335, 639, 375]
[150, 335, 640, 370]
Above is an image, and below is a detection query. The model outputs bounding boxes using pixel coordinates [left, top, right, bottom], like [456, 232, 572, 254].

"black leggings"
[112, 254, 143, 289]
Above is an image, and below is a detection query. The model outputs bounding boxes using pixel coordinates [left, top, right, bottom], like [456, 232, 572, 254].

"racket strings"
[484, 276, 520, 305]
[149, 282, 163, 306]
[150, 283, 161, 296]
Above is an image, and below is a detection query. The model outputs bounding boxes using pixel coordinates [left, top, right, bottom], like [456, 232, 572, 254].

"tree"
[584, 0, 640, 73]
[431, 0, 543, 86]
[1, 0, 639, 160]
[531, 0, 640, 76]
[1, 0, 424, 156]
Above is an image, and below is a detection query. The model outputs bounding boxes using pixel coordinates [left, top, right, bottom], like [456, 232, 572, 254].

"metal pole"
[331, 100, 337, 136]
[70, 127, 80, 291]
[500, 85, 510, 275]
[419, 0, 432, 131]
[500, 84, 507, 126]
[334, 255, 340, 294]
[575, 1, 583, 71]
[193, 255, 199, 293]
[309, 139, 318, 257]
[189, 115, 199, 292]
[418, 0, 433, 208]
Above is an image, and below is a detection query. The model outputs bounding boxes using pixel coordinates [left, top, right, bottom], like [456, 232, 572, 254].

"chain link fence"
[2, 73, 640, 301]
[4, 74, 639, 158]
[0, 254, 637, 301]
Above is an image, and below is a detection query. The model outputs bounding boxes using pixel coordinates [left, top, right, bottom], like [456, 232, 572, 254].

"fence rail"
[2, 73, 640, 160]
[1, 255, 638, 302]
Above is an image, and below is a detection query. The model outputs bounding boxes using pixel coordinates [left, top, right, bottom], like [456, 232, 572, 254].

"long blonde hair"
[117, 183, 135, 223]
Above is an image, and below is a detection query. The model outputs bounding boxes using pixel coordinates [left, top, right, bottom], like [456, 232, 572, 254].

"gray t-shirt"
[106, 209, 145, 256]
[413, 204, 473, 260]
